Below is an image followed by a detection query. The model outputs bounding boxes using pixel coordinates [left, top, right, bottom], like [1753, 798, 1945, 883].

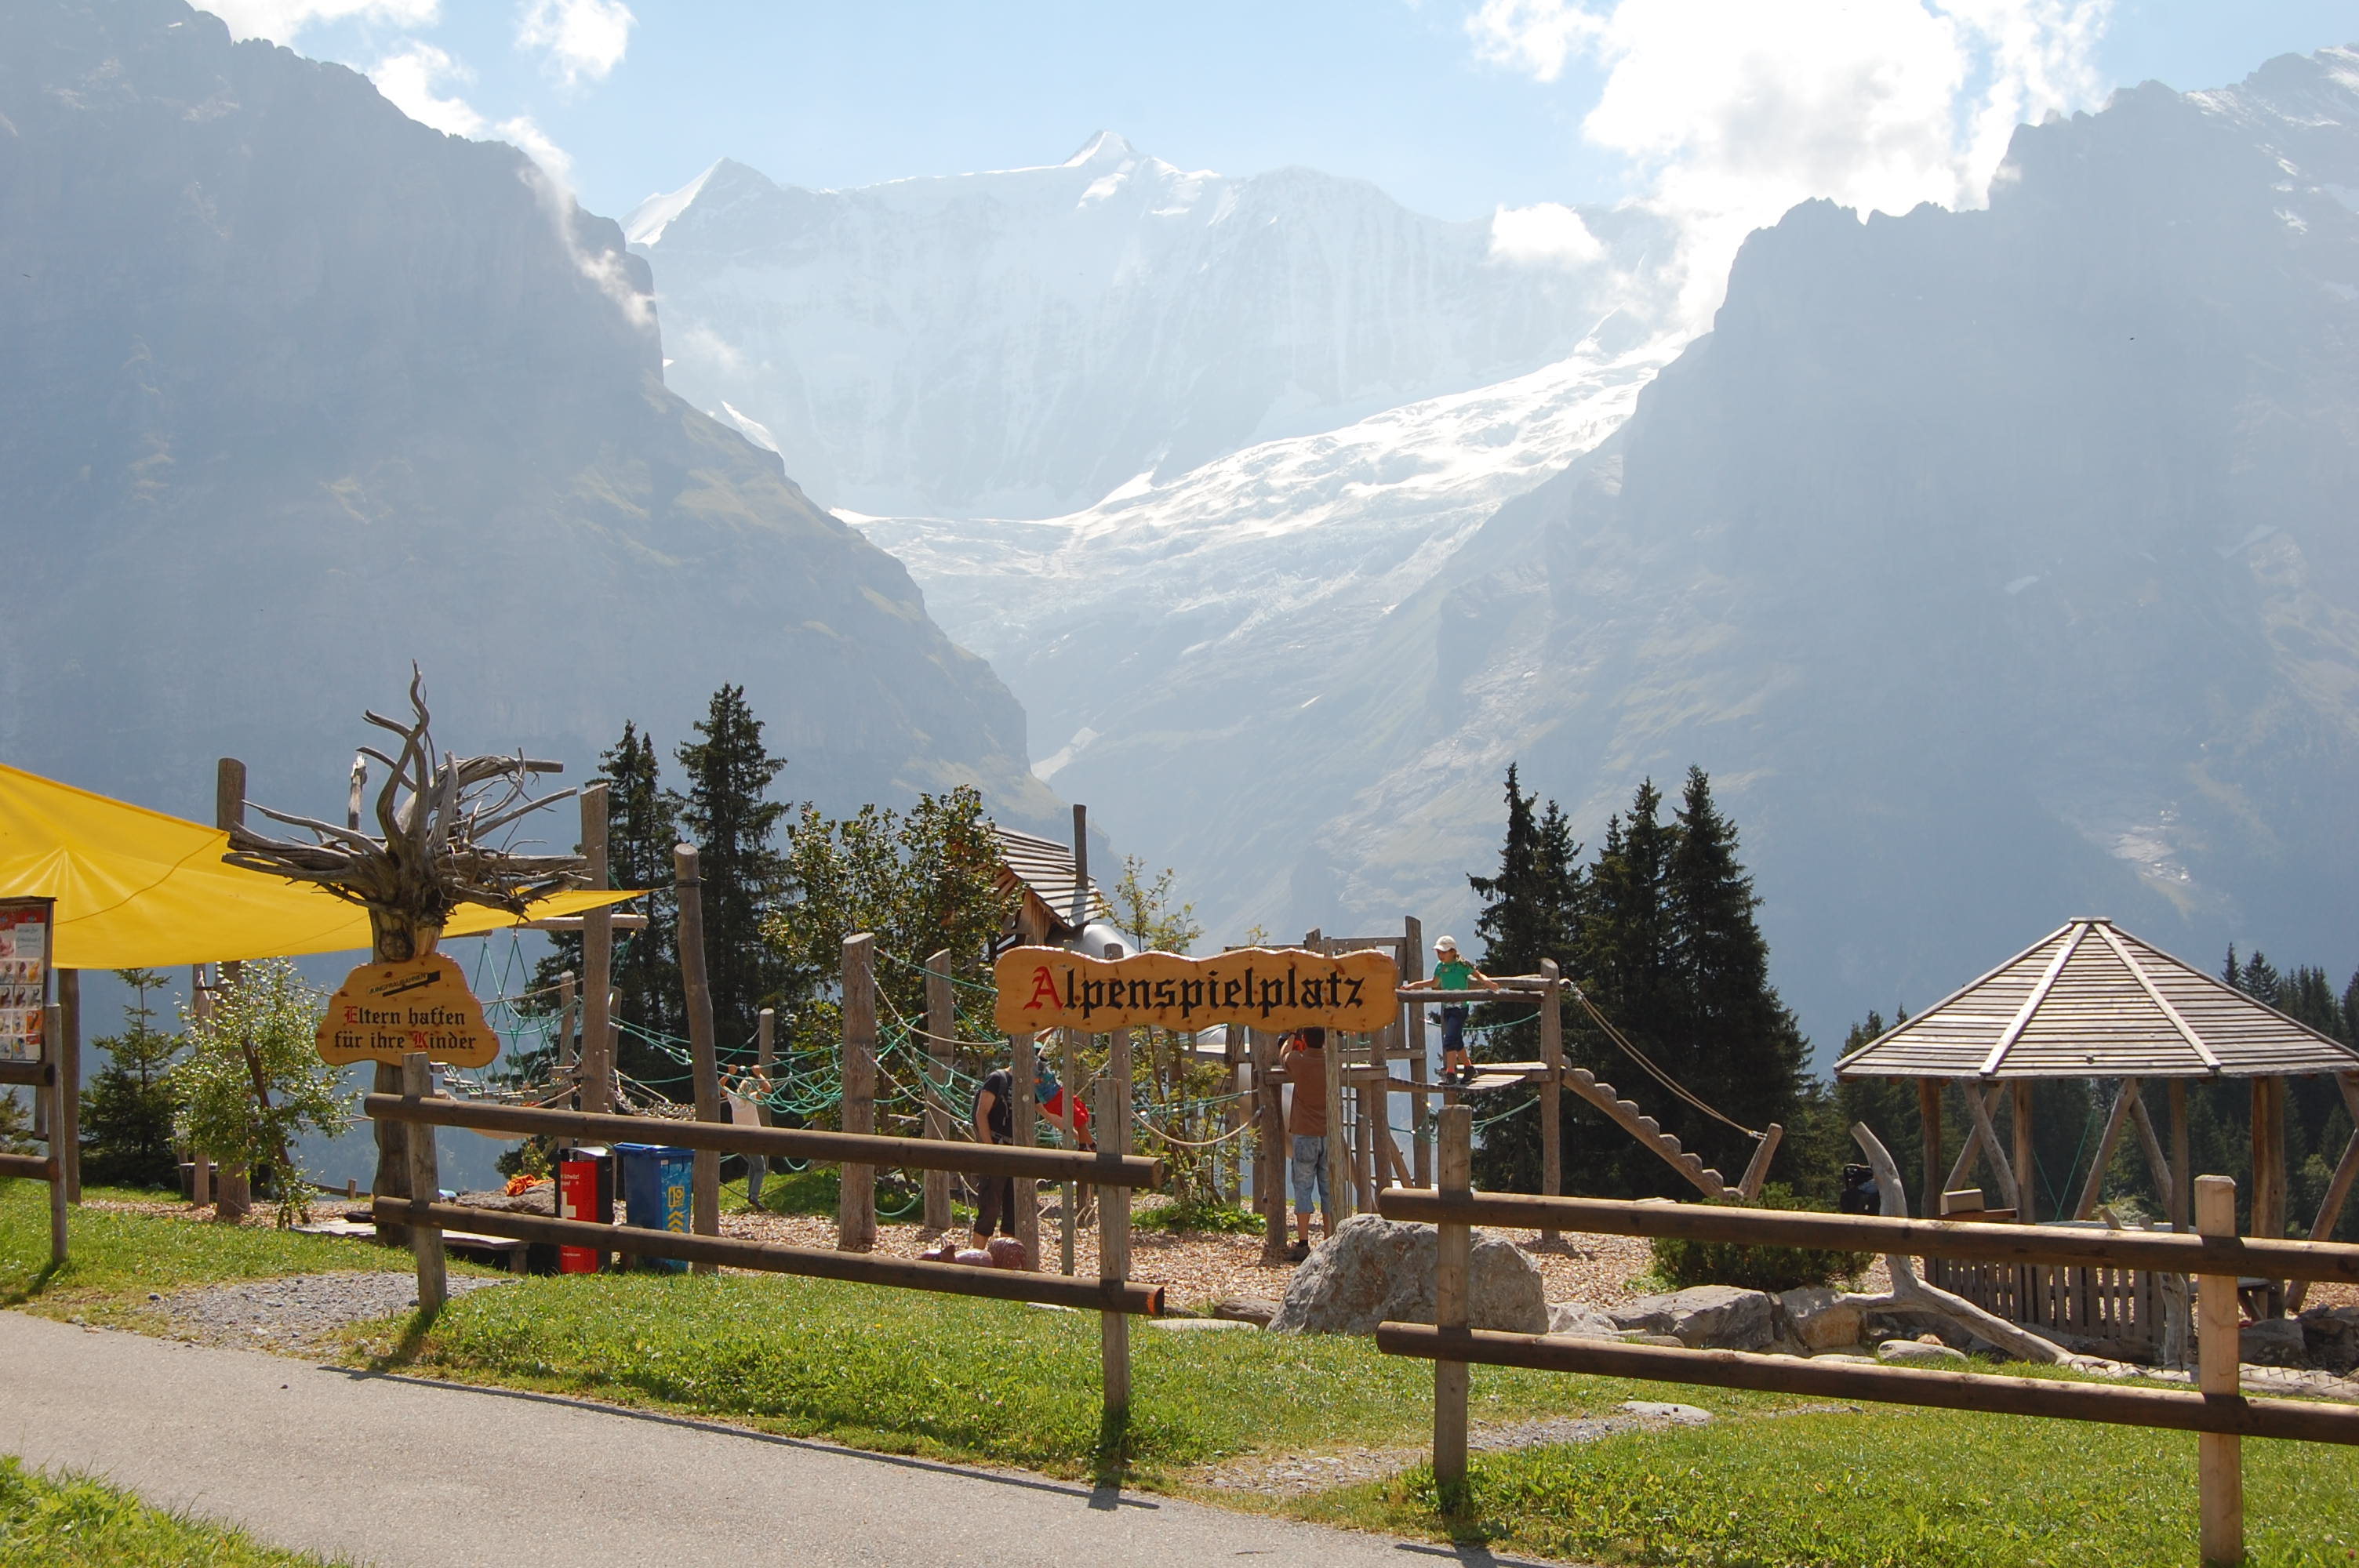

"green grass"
[0, 1179, 492, 1323]
[364, 1269, 1794, 1479]
[0, 1456, 345, 1566]
[1305, 1402, 2359, 1568]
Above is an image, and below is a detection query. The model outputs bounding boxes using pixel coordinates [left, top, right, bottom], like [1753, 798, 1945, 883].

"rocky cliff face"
[629, 140, 1672, 516]
[0, 0, 1056, 829]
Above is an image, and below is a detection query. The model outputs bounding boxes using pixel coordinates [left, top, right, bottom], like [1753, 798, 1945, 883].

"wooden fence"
[1377, 1106, 2359, 1568]
[369, 1050, 1166, 1419]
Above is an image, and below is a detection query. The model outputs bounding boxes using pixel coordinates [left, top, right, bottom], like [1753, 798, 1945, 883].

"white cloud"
[494, 113, 576, 187]
[204, 0, 439, 44]
[1467, 0, 2113, 322]
[369, 42, 484, 136]
[1488, 201, 1605, 267]
[515, 0, 635, 87]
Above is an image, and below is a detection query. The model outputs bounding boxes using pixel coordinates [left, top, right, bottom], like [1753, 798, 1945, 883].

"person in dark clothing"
[969, 1059, 1019, 1251]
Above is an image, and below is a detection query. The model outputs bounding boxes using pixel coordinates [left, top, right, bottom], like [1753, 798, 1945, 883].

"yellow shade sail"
[0, 760, 640, 970]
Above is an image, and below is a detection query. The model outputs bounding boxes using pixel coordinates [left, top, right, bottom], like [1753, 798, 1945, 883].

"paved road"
[0, 1312, 1558, 1566]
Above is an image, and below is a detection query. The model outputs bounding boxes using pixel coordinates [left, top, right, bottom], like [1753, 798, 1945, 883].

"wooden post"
[1324, 1013, 1350, 1227]
[401, 1051, 446, 1313]
[2012, 1080, 2037, 1225]
[838, 933, 878, 1252]
[1917, 1080, 1944, 1220]
[922, 951, 953, 1232]
[44, 1004, 66, 1267]
[1101, 1022, 1134, 1417]
[1406, 916, 1430, 1187]
[2073, 1078, 2142, 1221]
[189, 967, 212, 1207]
[1434, 1103, 1473, 1504]
[1060, 1025, 1079, 1276]
[1253, 1028, 1288, 1262]
[2170, 1080, 2192, 1232]
[555, 971, 577, 1086]
[215, 758, 263, 1229]
[1538, 959, 1563, 1244]
[1221, 1024, 1244, 1203]
[758, 1006, 776, 1078]
[2195, 1174, 2242, 1567]
[579, 784, 613, 1116]
[673, 846, 723, 1271]
[56, 969, 79, 1203]
[2251, 1078, 2284, 1243]
[1012, 1029, 1039, 1263]
[1069, 804, 1090, 935]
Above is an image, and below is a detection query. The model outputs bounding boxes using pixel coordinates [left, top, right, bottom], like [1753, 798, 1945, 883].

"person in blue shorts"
[1402, 935, 1497, 1085]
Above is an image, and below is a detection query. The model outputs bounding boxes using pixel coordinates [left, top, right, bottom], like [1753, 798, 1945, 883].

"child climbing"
[1403, 935, 1497, 1084]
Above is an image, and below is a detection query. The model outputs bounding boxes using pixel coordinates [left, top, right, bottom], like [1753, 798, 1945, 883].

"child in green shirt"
[1403, 935, 1497, 1084]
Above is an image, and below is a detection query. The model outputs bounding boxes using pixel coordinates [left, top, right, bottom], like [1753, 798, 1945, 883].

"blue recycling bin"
[615, 1143, 694, 1273]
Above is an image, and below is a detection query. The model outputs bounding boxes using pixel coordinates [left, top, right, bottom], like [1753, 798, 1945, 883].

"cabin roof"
[992, 826, 1112, 938]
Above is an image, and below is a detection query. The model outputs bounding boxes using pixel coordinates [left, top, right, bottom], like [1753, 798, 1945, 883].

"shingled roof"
[1834, 918, 2359, 1081]
[992, 826, 1113, 939]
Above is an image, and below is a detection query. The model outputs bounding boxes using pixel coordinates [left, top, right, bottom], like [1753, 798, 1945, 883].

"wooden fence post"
[1407, 916, 1430, 1187]
[579, 783, 612, 1116]
[838, 933, 878, 1252]
[1253, 1028, 1288, 1262]
[1324, 1011, 1351, 1227]
[56, 970, 79, 1203]
[1918, 1080, 1945, 1220]
[2195, 1173, 2242, 1565]
[556, 971, 577, 1086]
[1060, 1025, 1079, 1276]
[188, 967, 212, 1207]
[674, 846, 722, 1271]
[1012, 1029, 1039, 1263]
[1434, 1103, 1473, 1504]
[2012, 1081, 2038, 1225]
[1097, 1072, 1132, 1420]
[401, 1051, 446, 1313]
[1538, 959, 1562, 1244]
[922, 952, 952, 1232]
[44, 1004, 67, 1267]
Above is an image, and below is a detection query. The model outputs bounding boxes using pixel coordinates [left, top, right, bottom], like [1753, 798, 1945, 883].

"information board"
[0, 898, 54, 1063]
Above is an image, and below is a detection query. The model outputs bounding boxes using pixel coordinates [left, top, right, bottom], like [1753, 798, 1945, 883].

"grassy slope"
[1306, 1403, 2359, 1568]
[0, 1457, 343, 1567]
[9, 1181, 2358, 1564]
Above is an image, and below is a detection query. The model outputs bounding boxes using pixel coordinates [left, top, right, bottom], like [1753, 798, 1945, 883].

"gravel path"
[153, 1271, 514, 1355]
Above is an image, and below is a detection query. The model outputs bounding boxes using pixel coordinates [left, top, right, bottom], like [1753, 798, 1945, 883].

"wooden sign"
[993, 946, 1400, 1035]
[318, 953, 498, 1068]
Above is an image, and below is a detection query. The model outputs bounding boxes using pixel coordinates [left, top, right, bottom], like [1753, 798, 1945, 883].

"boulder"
[1268, 1215, 1547, 1335]
[1877, 1339, 1968, 1368]
[986, 1236, 1032, 1271]
[1212, 1296, 1281, 1327]
[454, 1186, 556, 1217]
[1548, 1301, 1620, 1339]
[1621, 1400, 1713, 1423]
[2241, 1316, 2308, 1369]
[1611, 1285, 1777, 1352]
[2297, 1305, 2359, 1376]
[1779, 1287, 1865, 1352]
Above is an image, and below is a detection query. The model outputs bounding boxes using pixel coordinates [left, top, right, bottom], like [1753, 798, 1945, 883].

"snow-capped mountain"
[629, 135, 1674, 517]
[875, 48, 2359, 1051]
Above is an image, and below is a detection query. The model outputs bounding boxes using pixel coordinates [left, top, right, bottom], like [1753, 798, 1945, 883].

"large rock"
[2298, 1305, 2359, 1376]
[1548, 1301, 1620, 1339]
[2241, 1316, 2309, 1369]
[1878, 1338, 1969, 1369]
[1779, 1287, 1865, 1352]
[1611, 1286, 1777, 1352]
[1269, 1215, 1547, 1336]
[1212, 1296, 1281, 1327]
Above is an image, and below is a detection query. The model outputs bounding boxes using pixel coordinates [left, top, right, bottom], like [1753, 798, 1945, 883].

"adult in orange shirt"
[1282, 1026, 1331, 1261]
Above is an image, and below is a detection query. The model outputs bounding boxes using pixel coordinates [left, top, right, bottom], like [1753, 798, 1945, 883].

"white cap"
[1434, 935, 1459, 952]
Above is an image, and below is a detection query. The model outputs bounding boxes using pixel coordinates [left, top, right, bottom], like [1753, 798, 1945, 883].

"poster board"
[0, 898, 53, 1063]
[993, 945, 1399, 1035]
[317, 952, 498, 1069]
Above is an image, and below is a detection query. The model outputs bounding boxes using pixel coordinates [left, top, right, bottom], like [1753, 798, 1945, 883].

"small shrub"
[1648, 1184, 1871, 1294]
[1134, 1196, 1264, 1235]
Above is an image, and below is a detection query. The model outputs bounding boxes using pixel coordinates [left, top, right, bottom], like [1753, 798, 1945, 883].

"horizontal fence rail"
[1373, 1326, 2359, 1446]
[373, 1198, 1165, 1315]
[0, 1061, 55, 1088]
[1376, 1188, 2359, 1285]
[0, 1152, 60, 1182]
[363, 1093, 1164, 1189]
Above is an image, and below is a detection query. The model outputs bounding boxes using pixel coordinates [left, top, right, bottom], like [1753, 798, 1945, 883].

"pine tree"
[525, 720, 682, 1092]
[677, 684, 791, 1056]
[1668, 766, 1810, 1181]
[79, 967, 184, 1189]
[1466, 767, 1583, 1192]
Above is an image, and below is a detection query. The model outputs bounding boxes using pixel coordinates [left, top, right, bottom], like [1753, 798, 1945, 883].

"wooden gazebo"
[1837, 918, 2359, 1341]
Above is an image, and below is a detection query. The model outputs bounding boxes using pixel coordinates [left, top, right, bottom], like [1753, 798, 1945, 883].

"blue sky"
[219, 1, 2357, 228]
